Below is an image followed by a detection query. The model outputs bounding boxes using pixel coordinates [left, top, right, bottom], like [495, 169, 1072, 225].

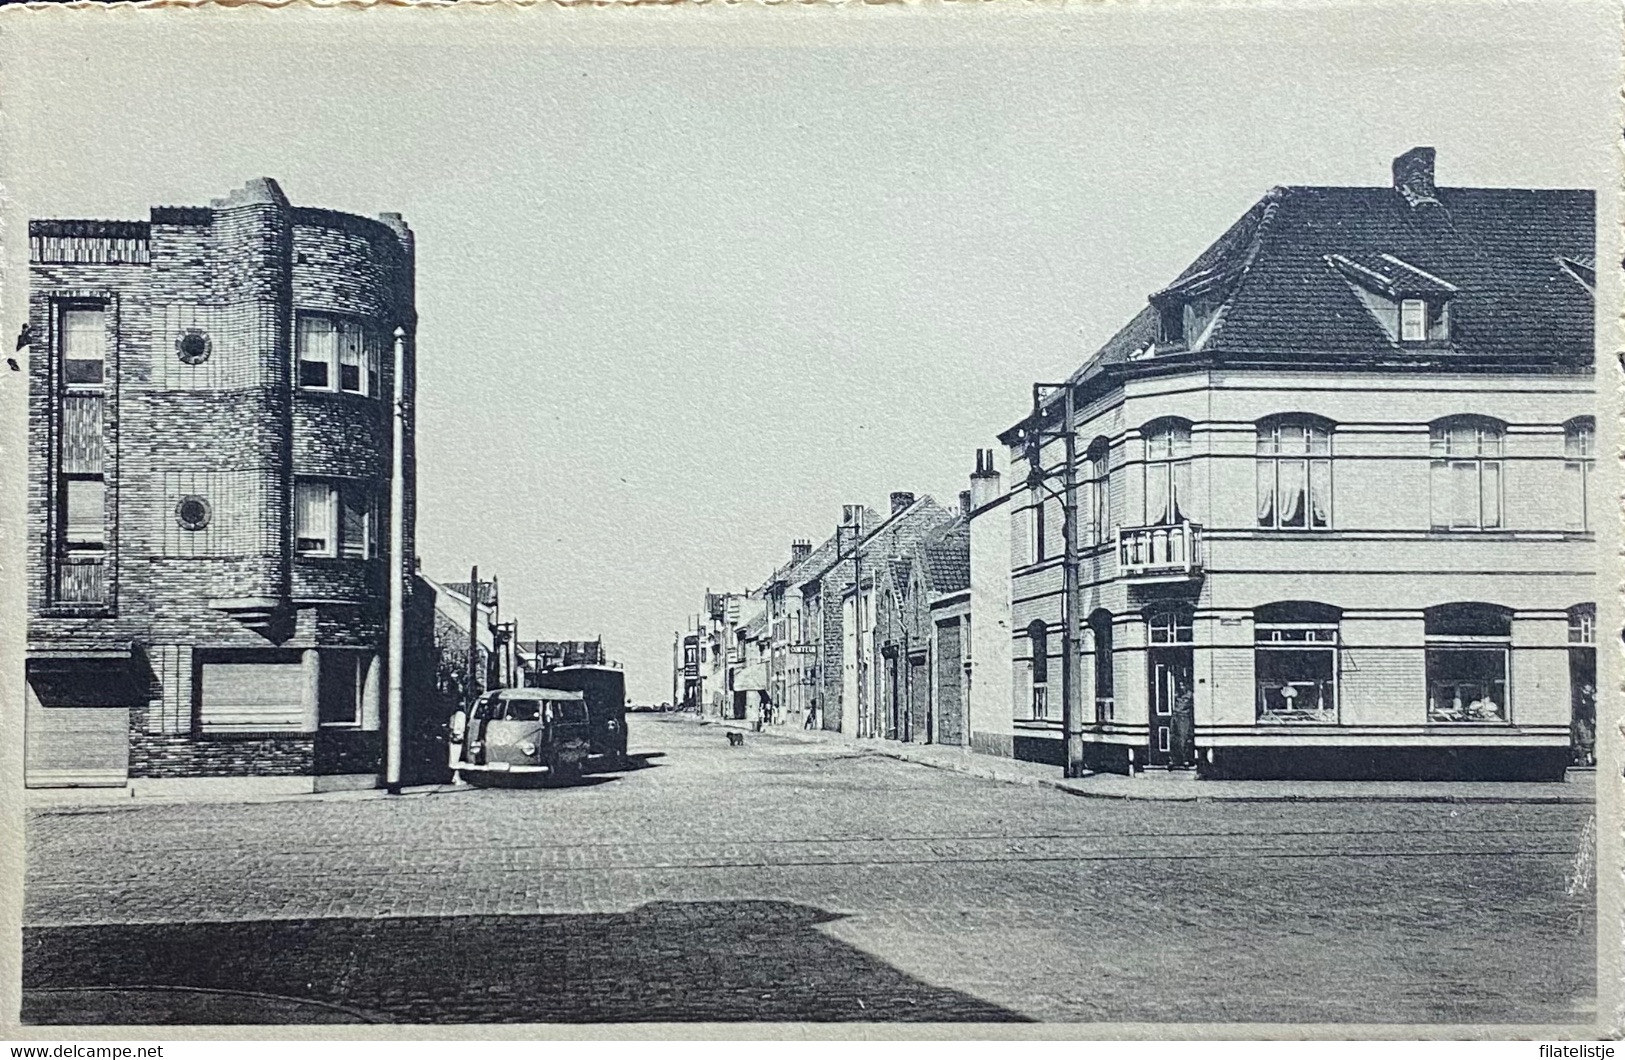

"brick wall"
[28, 182, 418, 783]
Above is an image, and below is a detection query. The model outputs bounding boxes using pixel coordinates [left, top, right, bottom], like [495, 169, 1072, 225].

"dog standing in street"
[726, 731, 744, 747]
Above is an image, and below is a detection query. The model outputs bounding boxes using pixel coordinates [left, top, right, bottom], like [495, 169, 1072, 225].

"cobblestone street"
[23, 715, 1595, 1026]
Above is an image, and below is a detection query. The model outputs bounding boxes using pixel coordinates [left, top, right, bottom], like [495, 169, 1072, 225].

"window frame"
[55, 302, 110, 569]
[1256, 418, 1333, 531]
[318, 651, 367, 728]
[1568, 604, 1596, 646]
[1564, 418, 1595, 533]
[60, 303, 108, 390]
[1255, 623, 1339, 724]
[1142, 420, 1193, 527]
[1089, 611, 1115, 722]
[1429, 418, 1505, 531]
[1028, 620, 1049, 719]
[296, 311, 382, 398]
[294, 478, 379, 560]
[1085, 439, 1111, 547]
[1423, 604, 1512, 724]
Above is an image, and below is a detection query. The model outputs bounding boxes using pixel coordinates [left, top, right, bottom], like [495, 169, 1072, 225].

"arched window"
[1146, 605, 1194, 644]
[1429, 417, 1505, 530]
[1564, 417, 1594, 532]
[1256, 417, 1333, 530]
[1088, 609, 1114, 722]
[1142, 419, 1192, 526]
[1085, 437, 1111, 546]
[1027, 619, 1049, 720]
[1424, 603, 1511, 723]
[1254, 601, 1340, 723]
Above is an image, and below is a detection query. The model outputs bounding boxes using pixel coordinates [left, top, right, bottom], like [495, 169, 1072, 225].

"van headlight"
[519, 741, 537, 757]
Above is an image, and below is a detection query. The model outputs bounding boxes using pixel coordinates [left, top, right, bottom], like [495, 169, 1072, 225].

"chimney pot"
[890, 491, 915, 514]
[1392, 147, 1440, 209]
[959, 489, 973, 516]
[969, 450, 1003, 512]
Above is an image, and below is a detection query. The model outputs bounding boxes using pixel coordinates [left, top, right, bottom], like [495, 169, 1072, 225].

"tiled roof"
[919, 520, 970, 596]
[440, 580, 497, 606]
[1019, 178, 1595, 435]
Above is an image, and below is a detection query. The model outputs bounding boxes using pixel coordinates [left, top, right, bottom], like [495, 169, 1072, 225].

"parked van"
[529, 665, 628, 772]
[450, 688, 592, 785]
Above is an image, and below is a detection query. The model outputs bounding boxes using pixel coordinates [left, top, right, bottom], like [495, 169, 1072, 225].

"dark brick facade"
[25, 179, 422, 787]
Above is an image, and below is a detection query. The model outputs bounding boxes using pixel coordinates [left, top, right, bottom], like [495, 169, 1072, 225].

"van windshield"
[501, 699, 542, 722]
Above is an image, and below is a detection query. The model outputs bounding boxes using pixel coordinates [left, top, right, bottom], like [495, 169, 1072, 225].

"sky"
[1, 0, 1614, 702]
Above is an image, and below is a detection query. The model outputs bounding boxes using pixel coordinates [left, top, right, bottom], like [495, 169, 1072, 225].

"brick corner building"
[24, 177, 431, 795]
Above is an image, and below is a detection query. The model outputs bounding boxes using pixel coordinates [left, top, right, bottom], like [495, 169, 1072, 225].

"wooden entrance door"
[1147, 649, 1194, 767]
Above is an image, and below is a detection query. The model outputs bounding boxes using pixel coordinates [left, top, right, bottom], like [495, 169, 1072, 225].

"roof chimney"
[841, 504, 865, 532]
[1392, 147, 1440, 209]
[969, 448, 1002, 513]
[890, 491, 916, 514]
[791, 539, 812, 563]
[959, 489, 973, 516]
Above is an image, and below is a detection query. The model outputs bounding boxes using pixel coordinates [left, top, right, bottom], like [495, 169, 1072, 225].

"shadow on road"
[23, 900, 1029, 1024]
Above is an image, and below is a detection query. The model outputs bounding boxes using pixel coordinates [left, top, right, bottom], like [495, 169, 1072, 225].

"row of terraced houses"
[679, 148, 1602, 780]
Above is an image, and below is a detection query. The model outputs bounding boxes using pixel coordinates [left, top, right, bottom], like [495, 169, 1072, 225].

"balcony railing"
[1116, 521, 1203, 582]
[54, 552, 106, 605]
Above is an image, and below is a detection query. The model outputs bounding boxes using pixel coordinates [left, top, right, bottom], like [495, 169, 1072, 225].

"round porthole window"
[176, 329, 212, 365]
[175, 495, 212, 532]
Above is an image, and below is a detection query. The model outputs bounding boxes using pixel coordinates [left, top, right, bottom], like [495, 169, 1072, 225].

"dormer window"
[1400, 299, 1425, 341]
[1400, 298, 1449, 343]
[1328, 253, 1455, 346]
[1150, 268, 1230, 350]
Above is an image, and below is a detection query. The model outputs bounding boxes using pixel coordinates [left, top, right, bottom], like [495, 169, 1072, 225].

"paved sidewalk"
[25, 782, 465, 814]
[702, 716, 1595, 804]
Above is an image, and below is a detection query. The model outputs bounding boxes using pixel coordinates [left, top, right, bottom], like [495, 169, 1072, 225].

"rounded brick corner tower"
[25, 178, 418, 793]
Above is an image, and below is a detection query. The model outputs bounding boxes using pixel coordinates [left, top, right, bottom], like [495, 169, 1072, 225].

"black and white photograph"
[0, 0, 1616, 1039]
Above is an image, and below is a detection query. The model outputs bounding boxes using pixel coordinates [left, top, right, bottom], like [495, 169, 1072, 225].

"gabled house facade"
[1001, 148, 1597, 780]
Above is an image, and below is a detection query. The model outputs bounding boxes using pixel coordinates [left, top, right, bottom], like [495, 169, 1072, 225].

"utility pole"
[1029, 382, 1084, 779]
[835, 514, 865, 739]
[467, 563, 479, 710]
[1062, 386, 1084, 777]
[385, 327, 407, 796]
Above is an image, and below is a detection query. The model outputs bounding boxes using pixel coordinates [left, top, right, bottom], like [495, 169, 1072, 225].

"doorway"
[1147, 648, 1195, 768]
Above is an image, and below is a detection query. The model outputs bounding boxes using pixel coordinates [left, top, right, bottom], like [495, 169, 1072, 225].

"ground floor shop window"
[1424, 603, 1511, 723]
[1254, 602, 1339, 723]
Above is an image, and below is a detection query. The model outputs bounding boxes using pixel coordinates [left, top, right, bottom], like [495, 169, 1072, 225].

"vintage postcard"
[0, 0, 1616, 1040]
